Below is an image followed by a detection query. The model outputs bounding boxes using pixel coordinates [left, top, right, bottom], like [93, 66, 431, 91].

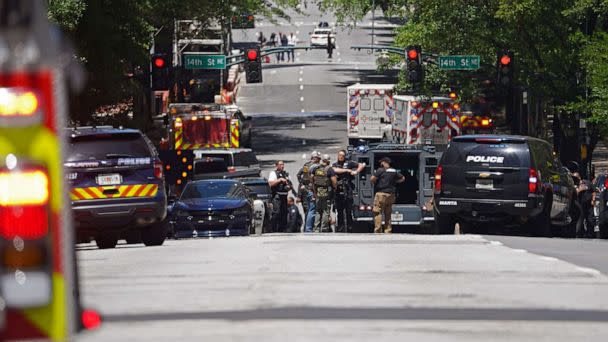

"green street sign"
[184, 54, 226, 70]
[438, 55, 480, 70]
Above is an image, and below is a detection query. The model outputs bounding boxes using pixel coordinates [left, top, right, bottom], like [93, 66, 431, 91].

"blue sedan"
[170, 179, 254, 238]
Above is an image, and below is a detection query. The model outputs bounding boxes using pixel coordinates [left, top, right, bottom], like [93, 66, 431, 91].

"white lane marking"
[511, 249, 528, 253]
[302, 140, 306, 145]
[296, 30, 300, 35]
[301, 109, 305, 113]
[336, 45, 340, 50]
[301, 123, 306, 129]
[300, 84, 304, 90]
[299, 70, 304, 75]
[338, 58, 342, 62]
[299, 78, 303, 82]
[270, 70, 277, 74]
[539, 256, 558, 262]
[489, 241, 503, 246]
[302, 153, 307, 159]
[576, 267, 602, 276]
[337, 51, 341, 56]
[297, 52, 301, 56]
[300, 96, 304, 102]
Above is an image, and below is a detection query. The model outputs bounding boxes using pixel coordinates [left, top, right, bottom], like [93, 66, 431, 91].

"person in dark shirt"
[370, 157, 405, 233]
[332, 150, 365, 232]
[286, 197, 303, 233]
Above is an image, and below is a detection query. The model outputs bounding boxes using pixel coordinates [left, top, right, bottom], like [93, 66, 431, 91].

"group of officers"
[267, 150, 406, 233]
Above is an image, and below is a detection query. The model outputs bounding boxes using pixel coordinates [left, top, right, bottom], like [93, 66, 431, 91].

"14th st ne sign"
[438, 55, 480, 70]
[184, 54, 226, 70]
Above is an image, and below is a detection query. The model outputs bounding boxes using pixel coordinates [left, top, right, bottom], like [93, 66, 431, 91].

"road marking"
[302, 153, 307, 159]
[299, 78, 303, 82]
[337, 51, 341, 56]
[489, 241, 503, 246]
[302, 140, 306, 145]
[301, 109, 305, 113]
[301, 123, 306, 129]
[338, 58, 342, 62]
[539, 256, 558, 262]
[297, 52, 301, 56]
[270, 70, 277, 74]
[300, 96, 304, 102]
[511, 249, 528, 253]
[300, 84, 304, 90]
[296, 30, 300, 35]
[576, 267, 602, 276]
[299, 70, 304, 75]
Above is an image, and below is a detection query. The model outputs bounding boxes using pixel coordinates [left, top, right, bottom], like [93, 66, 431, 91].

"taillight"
[603, 178, 608, 190]
[434, 165, 443, 194]
[154, 160, 163, 179]
[227, 166, 236, 173]
[529, 168, 538, 193]
[0, 165, 52, 307]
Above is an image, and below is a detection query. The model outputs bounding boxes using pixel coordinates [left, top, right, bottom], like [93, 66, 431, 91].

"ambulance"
[346, 84, 395, 146]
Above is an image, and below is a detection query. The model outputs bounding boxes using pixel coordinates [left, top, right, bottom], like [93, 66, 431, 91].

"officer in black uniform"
[332, 150, 365, 232]
[268, 160, 296, 232]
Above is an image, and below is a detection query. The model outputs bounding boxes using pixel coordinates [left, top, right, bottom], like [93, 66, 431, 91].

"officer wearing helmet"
[298, 151, 321, 232]
[311, 154, 337, 232]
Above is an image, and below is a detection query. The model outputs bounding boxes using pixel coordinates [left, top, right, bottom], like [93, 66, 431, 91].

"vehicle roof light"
[0, 170, 49, 206]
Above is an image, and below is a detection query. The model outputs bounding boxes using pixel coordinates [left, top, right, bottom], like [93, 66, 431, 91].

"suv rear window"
[197, 153, 232, 166]
[442, 141, 530, 168]
[194, 158, 228, 174]
[234, 152, 259, 166]
[67, 133, 150, 161]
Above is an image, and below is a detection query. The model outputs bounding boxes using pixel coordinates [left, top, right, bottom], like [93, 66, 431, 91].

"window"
[374, 98, 385, 111]
[234, 152, 259, 166]
[436, 112, 447, 128]
[422, 112, 433, 127]
[67, 133, 151, 161]
[360, 98, 371, 111]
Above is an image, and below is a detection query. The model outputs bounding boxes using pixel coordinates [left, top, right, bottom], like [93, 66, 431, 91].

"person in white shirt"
[287, 33, 297, 62]
[268, 160, 296, 232]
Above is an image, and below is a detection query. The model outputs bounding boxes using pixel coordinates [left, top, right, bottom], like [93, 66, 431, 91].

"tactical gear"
[300, 161, 313, 186]
[272, 170, 292, 195]
[313, 165, 332, 199]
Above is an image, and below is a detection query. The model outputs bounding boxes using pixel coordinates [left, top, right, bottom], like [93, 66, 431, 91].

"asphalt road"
[76, 6, 608, 341]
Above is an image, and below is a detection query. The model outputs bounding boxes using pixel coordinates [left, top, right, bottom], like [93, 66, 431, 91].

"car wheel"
[124, 231, 141, 244]
[95, 234, 118, 249]
[433, 210, 454, 234]
[141, 219, 167, 247]
[529, 198, 552, 237]
[562, 200, 582, 238]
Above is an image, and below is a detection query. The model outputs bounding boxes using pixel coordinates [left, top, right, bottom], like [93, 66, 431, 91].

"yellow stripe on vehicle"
[70, 184, 159, 200]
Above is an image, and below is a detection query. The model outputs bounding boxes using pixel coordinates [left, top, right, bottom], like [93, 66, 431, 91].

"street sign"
[184, 54, 226, 69]
[438, 55, 480, 70]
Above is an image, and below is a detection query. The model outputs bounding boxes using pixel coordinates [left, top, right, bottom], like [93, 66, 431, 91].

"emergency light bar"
[0, 87, 41, 118]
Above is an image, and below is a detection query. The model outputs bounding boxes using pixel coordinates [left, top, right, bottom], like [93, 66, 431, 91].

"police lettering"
[466, 155, 505, 163]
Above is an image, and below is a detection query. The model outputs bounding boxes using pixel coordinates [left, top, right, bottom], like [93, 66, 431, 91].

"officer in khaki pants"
[370, 157, 405, 233]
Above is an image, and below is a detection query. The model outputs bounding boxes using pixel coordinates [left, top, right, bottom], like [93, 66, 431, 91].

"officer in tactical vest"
[298, 151, 321, 233]
[268, 160, 297, 232]
[332, 149, 366, 232]
[311, 154, 337, 232]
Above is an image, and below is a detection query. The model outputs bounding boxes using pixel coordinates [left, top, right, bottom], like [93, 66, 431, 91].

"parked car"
[170, 179, 254, 238]
[240, 177, 272, 234]
[433, 135, 578, 237]
[65, 126, 168, 249]
[192, 148, 261, 180]
[310, 28, 335, 47]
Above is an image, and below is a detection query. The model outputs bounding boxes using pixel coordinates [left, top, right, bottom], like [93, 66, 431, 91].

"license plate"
[96, 173, 122, 185]
[391, 213, 404, 221]
[475, 179, 493, 190]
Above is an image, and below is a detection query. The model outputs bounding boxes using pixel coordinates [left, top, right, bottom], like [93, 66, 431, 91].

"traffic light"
[232, 14, 255, 29]
[497, 49, 514, 87]
[245, 47, 263, 84]
[406, 45, 423, 84]
[151, 53, 171, 91]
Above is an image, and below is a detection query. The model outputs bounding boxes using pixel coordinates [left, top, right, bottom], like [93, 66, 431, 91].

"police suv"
[66, 127, 168, 248]
[349, 143, 441, 231]
[433, 135, 578, 236]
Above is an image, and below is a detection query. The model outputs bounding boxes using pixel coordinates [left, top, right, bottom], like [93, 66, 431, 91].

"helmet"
[322, 154, 331, 161]
[311, 151, 321, 158]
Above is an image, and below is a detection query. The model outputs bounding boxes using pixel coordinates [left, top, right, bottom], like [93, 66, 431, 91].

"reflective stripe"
[70, 184, 159, 200]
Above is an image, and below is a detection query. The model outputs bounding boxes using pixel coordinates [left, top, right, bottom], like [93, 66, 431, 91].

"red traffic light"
[407, 49, 418, 60]
[153, 57, 165, 68]
[500, 55, 511, 65]
[247, 49, 258, 61]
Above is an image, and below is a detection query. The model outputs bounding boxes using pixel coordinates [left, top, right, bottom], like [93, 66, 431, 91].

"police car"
[66, 126, 168, 248]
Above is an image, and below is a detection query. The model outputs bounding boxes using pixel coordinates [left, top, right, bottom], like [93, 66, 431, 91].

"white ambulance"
[391, 95, 461, 146]
[346, 84, 395, 146]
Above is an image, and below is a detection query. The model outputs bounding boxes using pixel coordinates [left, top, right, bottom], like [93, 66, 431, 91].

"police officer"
[311, 154, 337, 232]
[370, 157, 405, 234]
[298, 151, 321, 232]
[332, 150, 365, 232]
[268, 160, 296, 232]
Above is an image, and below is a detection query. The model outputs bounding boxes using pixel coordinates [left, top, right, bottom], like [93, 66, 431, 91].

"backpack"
[313, 165, 331, 198]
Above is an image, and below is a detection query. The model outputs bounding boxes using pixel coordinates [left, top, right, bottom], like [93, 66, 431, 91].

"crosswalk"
[253, 21, 400, 29]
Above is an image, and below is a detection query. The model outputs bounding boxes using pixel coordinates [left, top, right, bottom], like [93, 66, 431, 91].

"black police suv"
[433, 135, 578, 237]
[65, 127, 168, 249]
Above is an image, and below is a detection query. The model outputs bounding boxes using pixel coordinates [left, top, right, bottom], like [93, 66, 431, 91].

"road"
[77, 6, 608, 341]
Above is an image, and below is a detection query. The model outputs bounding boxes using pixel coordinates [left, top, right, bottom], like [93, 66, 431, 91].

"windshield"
[180, 182, 240, 200]
[244, 184, 271, 195]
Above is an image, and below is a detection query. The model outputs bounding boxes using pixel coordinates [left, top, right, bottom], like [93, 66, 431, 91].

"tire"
[562, 200, 582, 238]
[529, 197, 552, 237]
[141, 220, 167, 247]
[433, 210, 454, 234]
[95, 234, 118, 249]
[124, 231, 141, 244]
